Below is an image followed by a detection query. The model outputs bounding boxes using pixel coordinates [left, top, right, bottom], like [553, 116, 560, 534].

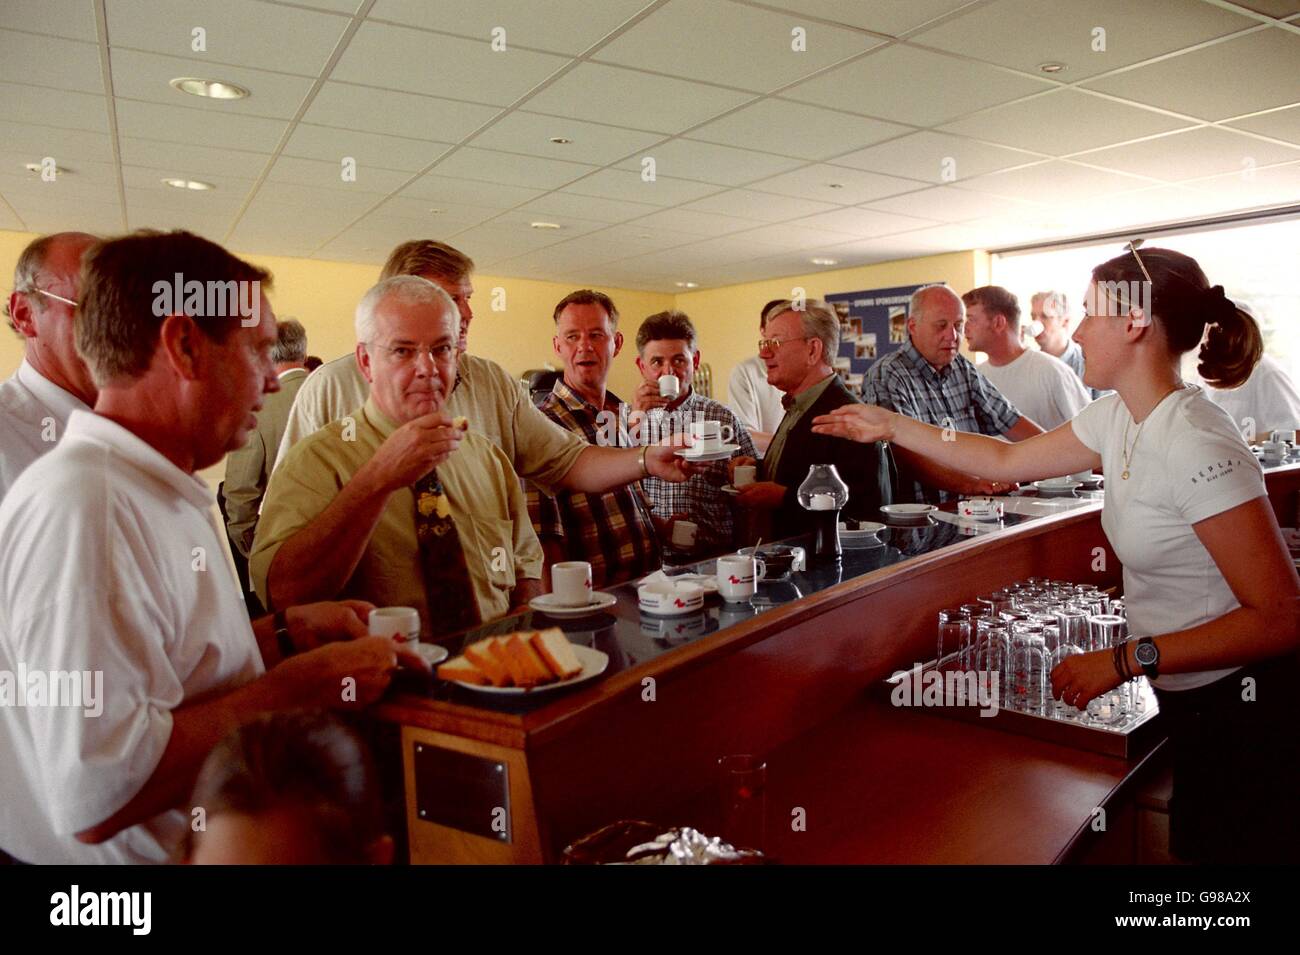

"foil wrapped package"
[563, 820, 767, 865]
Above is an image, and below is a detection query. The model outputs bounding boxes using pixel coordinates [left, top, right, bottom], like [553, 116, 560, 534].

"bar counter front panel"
[375, 463, 1300, 864]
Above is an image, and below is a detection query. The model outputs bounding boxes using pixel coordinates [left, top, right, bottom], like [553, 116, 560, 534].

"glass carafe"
[797, 464, 849, 562]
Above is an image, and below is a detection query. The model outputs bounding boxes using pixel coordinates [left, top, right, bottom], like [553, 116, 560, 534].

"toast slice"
[437, 656, 488, 685]
[465, 638, 512, 687]
[530, 628, 583, 680]
[503, 633, 552, 688]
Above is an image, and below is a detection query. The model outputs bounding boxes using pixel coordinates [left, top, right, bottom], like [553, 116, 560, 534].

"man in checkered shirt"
[862, 285, 1041, 504]
[630, 311, 757, 556]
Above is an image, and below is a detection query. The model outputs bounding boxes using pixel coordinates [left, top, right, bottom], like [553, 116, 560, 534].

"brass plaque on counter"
[413, 743, 511, 842]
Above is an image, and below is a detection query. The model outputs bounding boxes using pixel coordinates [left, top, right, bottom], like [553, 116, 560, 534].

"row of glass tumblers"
[937, 578, 1150, 724]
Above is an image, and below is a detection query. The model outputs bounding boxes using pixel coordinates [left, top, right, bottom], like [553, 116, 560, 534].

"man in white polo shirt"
[0, 230, 420, 864]
[0, 231, 98, 500]
[963, 285, 1090, 431]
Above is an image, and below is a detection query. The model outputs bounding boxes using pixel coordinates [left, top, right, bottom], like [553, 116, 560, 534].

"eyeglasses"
[25, 287, 78, 308]
[366, 341, 455, 365]
[1126, 238, 1154, 286]
[757, 334, 812, 353]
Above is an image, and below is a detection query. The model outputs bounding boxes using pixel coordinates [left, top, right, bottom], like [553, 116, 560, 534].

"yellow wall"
[676, 250, 987, 403]
[2, 228, 986, 404]
[0, 229, 673, 402]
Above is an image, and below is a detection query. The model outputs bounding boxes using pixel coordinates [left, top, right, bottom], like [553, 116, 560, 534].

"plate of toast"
[436, 627, 609, 695]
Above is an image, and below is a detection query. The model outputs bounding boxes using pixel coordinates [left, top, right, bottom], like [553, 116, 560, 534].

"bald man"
[1, 232, 98, 500]
[862, 285, 1041, 503]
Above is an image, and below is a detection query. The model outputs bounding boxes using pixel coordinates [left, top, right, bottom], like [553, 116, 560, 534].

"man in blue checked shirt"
[862, 285, 1042, 504]
[630, 310, 757, 556]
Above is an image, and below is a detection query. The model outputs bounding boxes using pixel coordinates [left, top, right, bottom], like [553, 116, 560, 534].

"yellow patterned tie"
[413, 470, 481, 634]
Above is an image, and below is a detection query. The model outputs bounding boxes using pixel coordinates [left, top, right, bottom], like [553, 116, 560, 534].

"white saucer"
[720, 484, 751, 495]
[881, 503, 937, 524]
[1033, 479, 1082, 497]
[410, 642, 450, 666]
[528, 591, 617, 618]
[675, 443, 740, 462]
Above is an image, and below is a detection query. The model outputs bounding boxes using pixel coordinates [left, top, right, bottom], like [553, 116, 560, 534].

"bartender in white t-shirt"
[812, 245, 1299, 864]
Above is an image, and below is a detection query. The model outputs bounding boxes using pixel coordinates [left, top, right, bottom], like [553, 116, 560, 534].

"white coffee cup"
[671, 520, 698, 548]
[658, 375, 681, 399]
[1068, 469, 1094, 482]
[734, 464, 757, 487]
[1262, 440, 1285, 461]
[369, 606, 420, 646]
[1274, 430, 1296, 445]
[716, 554, 766, 603]
[552, 561, 593, 607]
[690, 419, 722, 451]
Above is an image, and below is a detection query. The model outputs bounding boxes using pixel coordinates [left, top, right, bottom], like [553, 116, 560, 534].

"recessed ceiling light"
[675, 281, 698, 289]
[828, 183, 844, 189]
[810, 257, 838, 266]
[548, 136, 573, 145]
[530, 221, 562, 230]
[637, 233, 653, 239]
[429, 208, 445, 214]
[162, 177, 215, 191]
[170, 77, 250, 100]
[24, 162, 69, 175]
[1038, 62, 1066, 74]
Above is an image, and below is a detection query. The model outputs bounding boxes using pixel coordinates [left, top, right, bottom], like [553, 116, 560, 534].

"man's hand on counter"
[735, 481, 786, 510]
[970, 477, 1020, 495]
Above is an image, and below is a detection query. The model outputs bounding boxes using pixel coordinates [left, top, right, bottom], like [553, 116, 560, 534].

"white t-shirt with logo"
[0, 411, 264, 863]
[977, 348, 1091, 431]
[1070, 386, 1267, 691]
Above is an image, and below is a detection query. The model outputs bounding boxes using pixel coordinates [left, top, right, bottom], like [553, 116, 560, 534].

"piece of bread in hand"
[465, 638, 512, 687]
[437, 656, 488, 685]
[530, 627, 583, 680]
[453, 415, 469, 431]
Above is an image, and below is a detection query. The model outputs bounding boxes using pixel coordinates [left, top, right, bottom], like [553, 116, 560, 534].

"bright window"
[990, 215, 1300, 379]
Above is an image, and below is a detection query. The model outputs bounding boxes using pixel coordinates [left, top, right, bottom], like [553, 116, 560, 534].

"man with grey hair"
[250, 276, 544, 634]
[222, 319, 311, 582]
[862, 285, 1041, 504]
[731, 298, 894, 539]
[0, 231, 98, 500]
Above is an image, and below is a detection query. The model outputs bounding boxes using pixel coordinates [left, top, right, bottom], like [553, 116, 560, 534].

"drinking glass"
[937, 609, 971, 670]
[1008, 621, 1049, 715]
[718, 755, 766, 851]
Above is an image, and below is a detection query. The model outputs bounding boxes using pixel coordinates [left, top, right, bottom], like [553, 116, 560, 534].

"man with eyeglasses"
[861, 284, 1041, 504]
[273, 240, 696, 553]
[250, 276, 544, 634]
[1, 231, 99, 500]
[729, 298, 895, 540]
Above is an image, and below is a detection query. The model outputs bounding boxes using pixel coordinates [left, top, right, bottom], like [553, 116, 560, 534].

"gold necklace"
[1121, 416, 1144, 480]
[1121, 386, 1180, 479]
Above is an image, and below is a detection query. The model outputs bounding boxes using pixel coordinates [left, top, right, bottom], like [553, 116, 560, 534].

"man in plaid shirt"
[862, 285, 1041, 504]
[529, 290, 661, 588]
[630, 311, 756, 556]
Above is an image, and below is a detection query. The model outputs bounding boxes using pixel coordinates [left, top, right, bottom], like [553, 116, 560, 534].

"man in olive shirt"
[250, 277, 543, 634]
[275, 240, 694, 502]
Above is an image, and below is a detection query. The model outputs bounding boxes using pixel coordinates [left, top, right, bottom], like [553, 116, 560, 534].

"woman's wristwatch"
[1133, 637, 1160, 679]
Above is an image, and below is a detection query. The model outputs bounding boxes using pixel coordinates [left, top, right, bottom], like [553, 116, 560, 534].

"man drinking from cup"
[630, 310, 756, 556]
[250, 276, 544, 636]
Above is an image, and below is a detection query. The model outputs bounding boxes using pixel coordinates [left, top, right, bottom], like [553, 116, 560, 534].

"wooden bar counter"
[375, 462, 1300, 864]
